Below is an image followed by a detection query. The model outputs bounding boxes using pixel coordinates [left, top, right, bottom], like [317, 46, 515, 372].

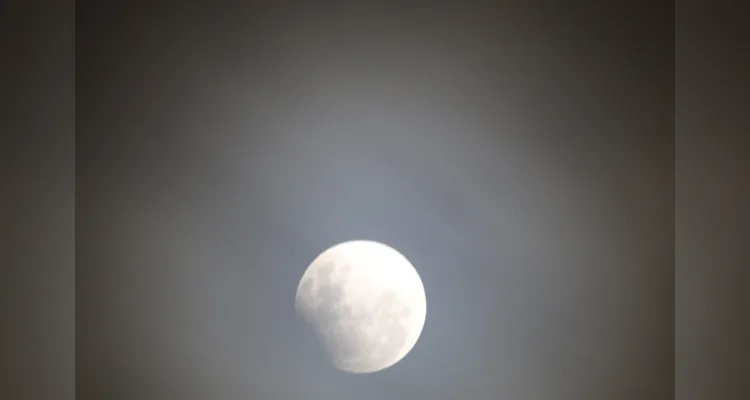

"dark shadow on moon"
[298, 261, 413, 372]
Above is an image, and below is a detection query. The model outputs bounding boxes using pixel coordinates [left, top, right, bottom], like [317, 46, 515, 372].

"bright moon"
[295, 240, 427, 374]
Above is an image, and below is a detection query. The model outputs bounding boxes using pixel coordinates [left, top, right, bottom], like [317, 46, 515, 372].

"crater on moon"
[295, 240, 426, 374]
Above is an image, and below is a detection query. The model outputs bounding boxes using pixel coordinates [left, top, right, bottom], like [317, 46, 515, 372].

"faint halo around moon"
[294, 240, 427, 374]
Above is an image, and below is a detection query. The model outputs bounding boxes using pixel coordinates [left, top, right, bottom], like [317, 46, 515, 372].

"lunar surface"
[295, 240, 427, 374]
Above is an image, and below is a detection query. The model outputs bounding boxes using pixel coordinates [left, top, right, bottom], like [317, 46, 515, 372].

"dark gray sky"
[77, 3, 673, 399]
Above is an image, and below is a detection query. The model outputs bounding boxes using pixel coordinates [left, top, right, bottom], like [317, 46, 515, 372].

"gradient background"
[75, 3, 673, 399]
[1, 3, 75, 399]
[675, 1, 750, 398]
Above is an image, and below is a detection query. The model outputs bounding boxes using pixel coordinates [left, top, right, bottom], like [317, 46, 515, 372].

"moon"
[294, 240, 427, 374]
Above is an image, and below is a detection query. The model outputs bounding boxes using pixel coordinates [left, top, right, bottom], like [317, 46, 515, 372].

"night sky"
[76, 3, 673, 399]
